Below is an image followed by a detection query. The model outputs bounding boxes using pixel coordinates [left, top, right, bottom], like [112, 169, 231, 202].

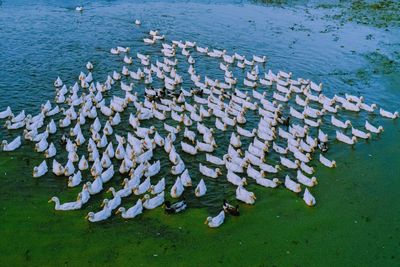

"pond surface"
[0, 0, 399, 266]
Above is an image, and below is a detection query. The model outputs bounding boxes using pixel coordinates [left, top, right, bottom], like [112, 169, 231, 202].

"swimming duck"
[319, 154, 336, 168]
[164, 199, 187, 214]
[48, 196, 82, 211]
[199, 163, 221, 178]
[280, 157, 299, 169]
[256, 177, 280, 188]
[133, 177, 151, 195]
[143, 192, 165, 209]
[236, 185, 256, 204]
[180, 169, 192, 187]
[223, 199, 240, 216]
[205, 210, 225, 228]
[296, 170, 317, 187]
[33, 160, 48, 178]
[351, 127, 371, 139]
[0, 106, 13, 119]
[145, 160, 161, 177]
[2, 136, 21, 151]
[380, 108, 398, 119]
[116, 199, 143, 219]
[181, 141, 198, 155]
[106, 188, 122, 210]
[331, 116, 351, 129]
[303, 188, 316, 206]
[365, 120, 383, 134]
[68, 171, 82, 187]
[205, 153, 225, 165]
[336, 131, 357, 145]
[86, 177, 103, 195]
[195, 179, 207, 197]
[170, 177, 184, 198]
[284, 175, 301, 193]
[85, 201, 112, 222]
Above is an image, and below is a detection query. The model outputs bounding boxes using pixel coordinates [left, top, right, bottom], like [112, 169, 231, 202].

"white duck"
[351, 127, 371, 139]
[116, 199, 143, 219]
[149, 178, 165, 195]
[303, 188, 316, 206]
[33, 160, 48, 177]
[284, 175, 301, 193]
[319, 154, 336, 168]
[336, 131, 357, 145]
[205, 210, 225, 228]
[380, 108, 398, 119]
[171, 158, 185, 175]
[133, 177, 151, 195]
[181, 141, 198, 155]
[206, 153, 225, 165]
[236, 186, 256, 204]
[48, 196, 82, 211]
[199, 163, 221, 178]
[296, 170, 317, 187]
[170, 177, 184, 198]
[331, 116, 351, 129]
[180, 169, 192, 187]
[227, 171, 247, 186]
[68, 171, 82, 187]
[365, 120, 384, 133]
[2, 136, 21, 151]
[195, 179, 207, 197]
[256, 177, 280, 188]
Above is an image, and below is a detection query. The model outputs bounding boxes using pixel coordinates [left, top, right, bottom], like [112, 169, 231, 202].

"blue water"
[0, 1, 399, 266]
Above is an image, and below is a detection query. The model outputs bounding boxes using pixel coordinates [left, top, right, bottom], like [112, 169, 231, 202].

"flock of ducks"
[1, 21, 398, 228]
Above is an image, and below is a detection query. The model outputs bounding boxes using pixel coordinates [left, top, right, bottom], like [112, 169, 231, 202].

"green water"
[0, 0, 399, 266]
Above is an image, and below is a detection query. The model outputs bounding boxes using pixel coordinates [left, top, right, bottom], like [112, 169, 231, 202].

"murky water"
[0, 0, 399, 266]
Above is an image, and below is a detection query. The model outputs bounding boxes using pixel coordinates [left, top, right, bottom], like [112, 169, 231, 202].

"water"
[0, 0, 399, 266]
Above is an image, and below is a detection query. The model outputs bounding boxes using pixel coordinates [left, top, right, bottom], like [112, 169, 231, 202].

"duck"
[116, 199, 143, 219]
[303, 188, 316, 206]
[52, 159, 65, 176]
[199, 163, 221, 178]
[106, 188, 122, 210]
[133, 177, 151, 195]
[319, 154, 336, 168]
[33, 160, 48, 177]
[135, 19, 141, 25]
[365, 120, 384, 134]
[181, 141, 198, 155]
[170, 177, 184, 198]
[331, 116, 351, 129]
[54, 77, 63, 87]
[379, 108, 398, 119]
[351, 127, 371, 139]
[205, 153, 225, 165]
[85, 177, 103, 195]
[205, 210, 225, 228]
[236, 186, 256, 204]
[223, 199, 240, 216]
[48, 196, 82, 211]
[256, 177, 280, 188]
[148, 177, 165, 195]
[171, 158, 185, 175]
[280, 157, 299, 169]
[75, 6, 84, 12]
[336, 131, 357, 145]
[2, 136, 21, 151]
[68, 171, 82, 187]
[227, 171, 247, 186]
[85, 201, 112, 222]
[142, 192, 165, 209]
[296, 170, 317, 187]
[180, 169, 192, 187]
[78, 155, 89, 170]
[0, 106, 13, 119]
[64, 159, 75, 176]
[195, 179, 207, 197]
[230, 132, 241, 148]
[144, 160, 161, 177]
[284, 175, 301, 193]
[164, 199, 187, 214]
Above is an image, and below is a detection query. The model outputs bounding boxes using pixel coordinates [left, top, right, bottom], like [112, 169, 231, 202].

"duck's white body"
[205, 210, 225, 228]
